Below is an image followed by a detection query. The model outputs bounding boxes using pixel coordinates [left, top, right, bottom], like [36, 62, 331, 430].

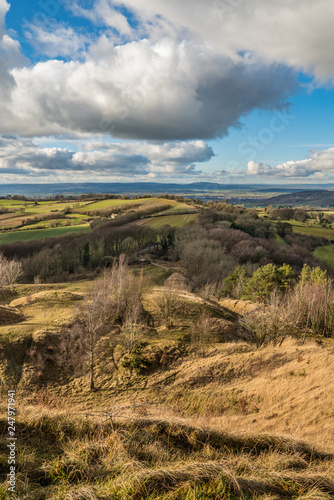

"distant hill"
[1, 183, 334, 203]
[264, 190, 334, 207]
[0, 182, 314, 198]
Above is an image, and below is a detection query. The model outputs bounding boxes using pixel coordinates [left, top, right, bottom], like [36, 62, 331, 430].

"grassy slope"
[75, 197, 167, 211]
[292, 224, 334, 239]
[1, 268, 334, 498]
[1, 277, 334, 452]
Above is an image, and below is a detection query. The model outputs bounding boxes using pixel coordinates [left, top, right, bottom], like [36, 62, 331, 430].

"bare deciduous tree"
[190, 312, 216, 356]
[240, 290, 296, 348]
[0, 253, 23, 286]
[77, 255, 149, 390]
[78, 280, 115, 391]
[154, 286, 180, 329]
[120, 301, 144, 353]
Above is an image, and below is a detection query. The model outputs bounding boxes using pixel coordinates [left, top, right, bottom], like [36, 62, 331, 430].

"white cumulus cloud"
[24, 23, 90, 58]
[247, 148, 334, 178]
[90, 0, 334, 81]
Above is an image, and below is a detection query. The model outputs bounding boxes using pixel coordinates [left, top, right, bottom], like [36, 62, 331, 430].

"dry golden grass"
[9, 290, 84, 308]
[0, 408, 333, 499]
[3, 282, 334, 453]
[219, 298, 263, 315]
[147, 339, 334, 452]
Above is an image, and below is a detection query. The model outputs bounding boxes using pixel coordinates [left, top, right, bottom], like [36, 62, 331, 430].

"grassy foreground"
[0, 408, 333, 500]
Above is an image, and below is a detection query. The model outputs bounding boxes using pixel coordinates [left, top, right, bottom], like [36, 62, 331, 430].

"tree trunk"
[90, 345, 95, 391]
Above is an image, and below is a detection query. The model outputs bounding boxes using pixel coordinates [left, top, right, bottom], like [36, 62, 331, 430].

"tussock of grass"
[63, 486, 98, 500]
[129, 462, 240, 498]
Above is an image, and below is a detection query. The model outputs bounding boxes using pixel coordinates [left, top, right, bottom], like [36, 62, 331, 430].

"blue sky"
[1, 0, 334, 184]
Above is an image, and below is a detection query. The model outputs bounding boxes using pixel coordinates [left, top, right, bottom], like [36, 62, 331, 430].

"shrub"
[289, 279, 334, 338]
[222, 266, 250, 298]
[190, 312, 217, 356]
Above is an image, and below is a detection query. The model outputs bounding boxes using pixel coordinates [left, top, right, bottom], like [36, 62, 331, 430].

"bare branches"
[0, 253, 23, 286]
[190, 312, 217, 356]
[76, 254, 151, 390]
[240, 290, 297, 348]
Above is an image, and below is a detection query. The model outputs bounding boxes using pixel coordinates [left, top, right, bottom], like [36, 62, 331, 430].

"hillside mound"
[264, 189, 334, 207]
[9, 290, 84, 308]
[147, 339, 334, 452]
[0, 304, 25, 325]
[219, 298, 263, 315]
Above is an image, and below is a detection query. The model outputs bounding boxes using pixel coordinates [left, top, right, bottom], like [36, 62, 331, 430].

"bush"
[288, 266, 334, 337]
[190, 312, 218, 356]
[222, 266, 250, 298]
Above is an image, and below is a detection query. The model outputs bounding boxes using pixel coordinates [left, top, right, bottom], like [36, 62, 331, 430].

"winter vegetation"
[0, 194, 334, 498]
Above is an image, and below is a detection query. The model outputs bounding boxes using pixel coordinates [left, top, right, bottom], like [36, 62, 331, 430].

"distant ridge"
[264, 189, 334, 207]
[0, 182, 325, 198]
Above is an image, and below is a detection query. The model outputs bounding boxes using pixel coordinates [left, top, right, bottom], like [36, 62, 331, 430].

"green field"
[17, 214, 89, 230]
[266, 217, 334, 240]
[292, 224, 334, 239]
[0, 225, 90, 244]
[76, 198, 161, 211]
[141, 213, 198, 228]
[76, 198, 195, 212]
[0, 199, 90, 212]
[313, 245, 334, 269]
[0, 200, 30, 206]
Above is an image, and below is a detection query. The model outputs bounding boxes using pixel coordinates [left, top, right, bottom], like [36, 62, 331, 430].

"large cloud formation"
[2, 36, 296, 140]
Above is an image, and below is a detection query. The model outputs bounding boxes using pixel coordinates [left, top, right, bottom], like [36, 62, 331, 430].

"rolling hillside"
[264, 190, 334, 207]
